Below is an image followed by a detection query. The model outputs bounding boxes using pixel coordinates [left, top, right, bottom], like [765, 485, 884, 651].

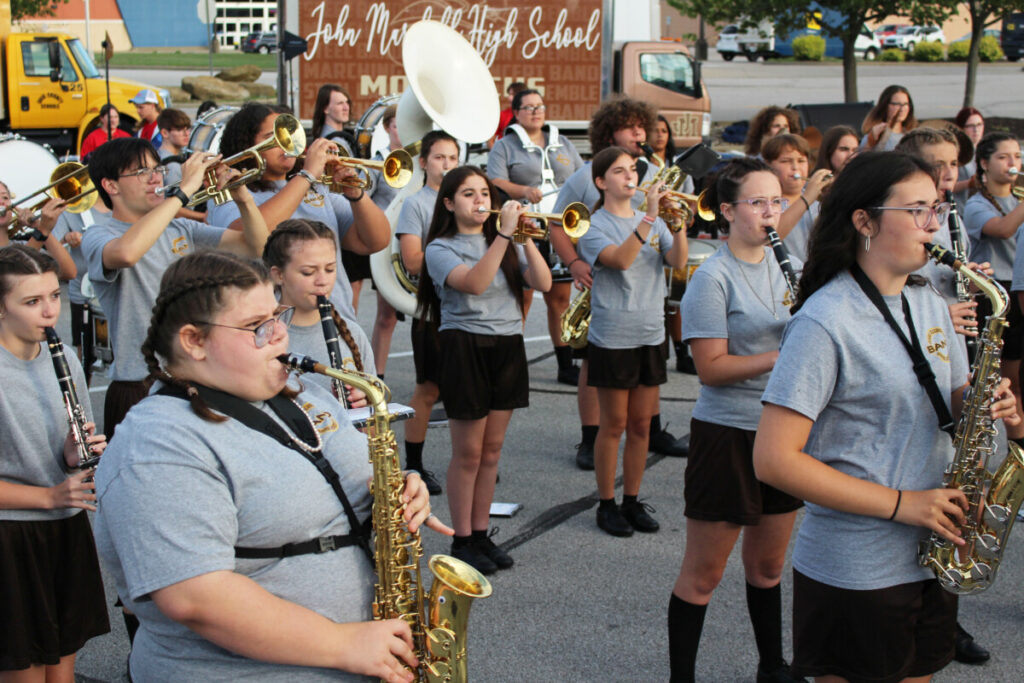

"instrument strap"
[850, 265, 955, 437]
[156, 383, 374, 562]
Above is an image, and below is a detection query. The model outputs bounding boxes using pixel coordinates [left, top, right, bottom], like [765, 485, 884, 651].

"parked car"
[241, 31, 277, 54]
[882, 25, 944, 51]
[715, 21, 774, 61]
[772, 24, 881, 61]
[874, 23, 908, 39]
[1003, 12, 1024, 61]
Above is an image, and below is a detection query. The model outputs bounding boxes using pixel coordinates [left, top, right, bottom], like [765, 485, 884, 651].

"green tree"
[666, 1, 949, 102]
[942, 1, 1024, 107]
[12, 1, 69, 20]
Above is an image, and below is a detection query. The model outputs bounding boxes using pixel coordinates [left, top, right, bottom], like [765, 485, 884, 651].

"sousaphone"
[370, 20, 500, 317]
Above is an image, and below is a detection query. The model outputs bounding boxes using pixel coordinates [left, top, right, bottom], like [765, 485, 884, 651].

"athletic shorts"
[411, 317, 442, 386]
[587, 342, 667, 389]
[437, 329, 528, 420]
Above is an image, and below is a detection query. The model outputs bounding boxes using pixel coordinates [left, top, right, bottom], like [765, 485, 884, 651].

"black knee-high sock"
[746, 582, 785, 672]
[555, 345, 573, 370]
[405, 440, 424, 471]
[668, 593, 707, 683]
[581, 424, 598, 447]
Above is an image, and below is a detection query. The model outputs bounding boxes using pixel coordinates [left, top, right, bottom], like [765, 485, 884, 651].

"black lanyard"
[156, 383, 373, 562]
[850, 265, 955, 437]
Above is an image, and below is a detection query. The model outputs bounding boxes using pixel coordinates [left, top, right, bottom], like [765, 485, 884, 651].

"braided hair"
[140, 251, 278, 422]
[262, 219, 363, 372]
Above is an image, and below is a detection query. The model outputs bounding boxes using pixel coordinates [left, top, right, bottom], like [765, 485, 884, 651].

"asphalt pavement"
[69, 285, 1024, 683]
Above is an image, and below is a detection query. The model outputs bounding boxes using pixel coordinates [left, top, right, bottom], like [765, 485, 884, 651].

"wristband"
[495, 232, 512, 242]
[167, 187, 191, 207]
[800, 196, 810, 212]
[888, 490, 902, 521]
[29, 229, 48, 242]
[346, 189, 365, 202]
[566, 257, 580, 268]
[633, 229, 646, 245]
[296, 169, 318, 187]
[640, 214, 656, 225]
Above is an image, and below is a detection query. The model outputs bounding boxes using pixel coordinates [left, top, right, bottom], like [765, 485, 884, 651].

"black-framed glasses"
[518, 105, 546, 113]
[731, 197, 790, 214]
[119, 166, 167, 181]
[196, 306, 294, 348]
[869, 202, 950, 229]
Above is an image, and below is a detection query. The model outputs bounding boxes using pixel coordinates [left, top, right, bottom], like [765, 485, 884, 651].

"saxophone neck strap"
[155, 383, 374, 562]
[850, 265, 955, 437]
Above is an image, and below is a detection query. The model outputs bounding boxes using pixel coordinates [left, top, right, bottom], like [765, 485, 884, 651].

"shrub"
[979, 35, 1004, 62]
[880, 48, 906, 62]
[912, 41, 944, 62]
[947, 40, 969, 61]
[792, 35, 825, 61]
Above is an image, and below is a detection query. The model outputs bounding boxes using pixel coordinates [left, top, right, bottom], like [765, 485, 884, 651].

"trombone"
[157, 114, 306, 207]
[2, 162, 97, 237]
[475, 202, 590, 243]
[302, 148, 414, 191]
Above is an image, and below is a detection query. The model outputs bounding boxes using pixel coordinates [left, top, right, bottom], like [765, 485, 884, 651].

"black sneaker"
[650, 424, 688, 457]
[475, 529, 513, 569]
[413, 468, 442, 495]
[575, 441, 595, 470]
[621, 499, 660, 533]
[451, 541, 497, 575]
[557, 363, 580, 386]
[756, 663, 807, 683]
[954, 623, 990, 664]
[596, 504, 634, 537]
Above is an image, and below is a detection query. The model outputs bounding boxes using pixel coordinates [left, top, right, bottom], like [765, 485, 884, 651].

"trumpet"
[475, 202, 590, 243]
[303, 148, 414, 191]
[632, 170, 715, 230]
[3, 162, 97, 237]
[157, 114, 306, 207]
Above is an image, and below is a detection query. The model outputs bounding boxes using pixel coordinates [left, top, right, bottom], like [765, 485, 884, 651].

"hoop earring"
[864, 234, 871, 252]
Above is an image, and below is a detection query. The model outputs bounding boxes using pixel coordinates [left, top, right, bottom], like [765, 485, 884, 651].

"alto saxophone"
[560, 287, 591, 349]
[278, 353, 492, 681]
[918, 244, 1024, 594]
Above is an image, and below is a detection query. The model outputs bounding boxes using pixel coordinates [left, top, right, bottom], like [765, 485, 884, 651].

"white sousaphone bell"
[369, 20, 500, 317]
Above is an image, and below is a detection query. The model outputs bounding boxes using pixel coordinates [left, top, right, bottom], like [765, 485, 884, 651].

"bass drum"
[666, 238, 720, 311]
[0, 134, 58, 204]
[188, 106, 239, 154]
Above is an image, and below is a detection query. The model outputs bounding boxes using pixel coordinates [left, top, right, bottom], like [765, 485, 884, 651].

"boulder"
[240, 82, 276, 99]
[216, 65, 263, 82]
[167, 86, 193, 104]
[181, 76, 250, 102]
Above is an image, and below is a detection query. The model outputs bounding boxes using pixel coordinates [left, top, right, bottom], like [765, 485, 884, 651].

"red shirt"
[79, 126, 131, 159]
[495, 109, 514, 139]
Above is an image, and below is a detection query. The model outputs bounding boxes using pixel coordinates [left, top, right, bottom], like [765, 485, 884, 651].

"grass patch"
[95, 51, 276, 70]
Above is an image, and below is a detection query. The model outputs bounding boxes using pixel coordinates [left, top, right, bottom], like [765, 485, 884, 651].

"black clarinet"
[945, 190, 978, 355]
[44, 327, 99, 471]
[765, 226, 799, 299]
[316, 295, 349, 409]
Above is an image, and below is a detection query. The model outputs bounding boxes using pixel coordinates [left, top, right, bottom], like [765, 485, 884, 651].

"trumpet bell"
[381, 149, 414, 188]
[273, 114, 306, 158]
[50, 162, 97, 214]
[560, 202, 590, 240]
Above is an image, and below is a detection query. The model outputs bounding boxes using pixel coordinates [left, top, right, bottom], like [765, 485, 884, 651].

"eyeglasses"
[731, 197, 790, 214]
[963, 123, 984, 130]
[889, 102, 910, 109]
[518, 105, 546, 113]
[196, 306, 294, 348]
[869, 202, 951, 229]
[119, 166, 167, 181]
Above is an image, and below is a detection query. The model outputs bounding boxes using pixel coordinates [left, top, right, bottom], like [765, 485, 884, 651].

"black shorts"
[103, 380, 149, 439]
[341, 250, 372, 282]
[0, 513, 110, 670]
[69, 301, 91, 344]
[792, 570, 957, 683]
[437, 329, 529, 420]
[981, 279, 1024, 360]
[684, 418, 803, 524]
[411, 318, 442, 386]
[587, 342, 667, 389]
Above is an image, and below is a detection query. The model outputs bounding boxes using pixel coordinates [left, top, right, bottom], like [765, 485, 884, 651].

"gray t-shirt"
[859, 131, 904, 152]
[1008, 224, 1024, 293]
[287, 319, 375, 397]
[395, 186, 438, 242]
[82, 215, 224, 381]
[965, 192, 1018, 281]
[782, 200, 818, 265]
[954, 162, 975, 209]
[93, 382, 375, 682]
[682, 246, 799, 431]
[424, 233, 527, 336]
[488, 129, 583, 189]
[913, 215, 957, 302]
[206, 180, 357, 319]
[577, 208, 673, 348]
[553, 159, 662, 214]
[0, 341, 91, 521]
[51, 208, 99, 304]
[761, 272, 968, 590]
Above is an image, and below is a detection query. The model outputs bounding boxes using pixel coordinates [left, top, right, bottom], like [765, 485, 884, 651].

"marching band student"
[668, 158, 802, 683]
[93, 250, 446, 683]
[207, 103, 390, 321]
[312, 84, 356, 155]
[396, 131, 461, 496]
[754, 151, 1018, 683]
[964, 132, 1024, 443]
[576, 147, 687, 537]
[83, 137, 269, 441]
[859, 85, 917, 152]
[0, 245, 109, 683]
[263, 219, 374, 404]
[953, 107, 985, 206]
[744, 106, 801, 158]
[0, 181, 77, 280]
[419, 166, 552, 574]
[762, 134, 830, 261]
[130, 89, 163, 149]
[552, 96, 688, 470]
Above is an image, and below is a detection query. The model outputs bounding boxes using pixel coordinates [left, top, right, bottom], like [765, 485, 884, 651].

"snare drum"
[188, 106, 239, 155]
[666, 238, 719, 310]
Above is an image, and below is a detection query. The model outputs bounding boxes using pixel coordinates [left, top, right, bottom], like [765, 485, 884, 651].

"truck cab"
[1, 33, 170, 153]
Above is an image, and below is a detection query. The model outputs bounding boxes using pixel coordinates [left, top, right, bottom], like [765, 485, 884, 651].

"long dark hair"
[655, 114, 678, 163]
[744, 106, 801, 156]
[0, 245, 59, 307]
[794, 151, 935, 312]
[862, 85, 917, 134]
[262, 219, 363, 372]
[416, 166, 526, 323]
[311, 84, 351, 138]
[975, 131, 1017, 181]
[218, 102, 278, 192]
[812, 125, 858, 174]
[700, 157, 774, 235]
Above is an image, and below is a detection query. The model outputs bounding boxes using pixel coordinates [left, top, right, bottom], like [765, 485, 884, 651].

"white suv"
[882, 26, 945, 51]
